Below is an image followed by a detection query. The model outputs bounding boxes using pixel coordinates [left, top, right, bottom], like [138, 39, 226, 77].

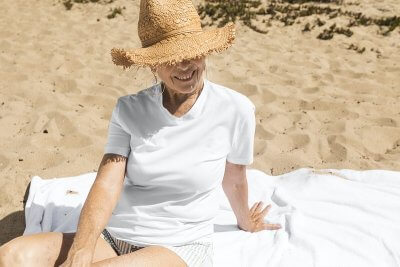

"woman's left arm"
[222, 161, 281, 232]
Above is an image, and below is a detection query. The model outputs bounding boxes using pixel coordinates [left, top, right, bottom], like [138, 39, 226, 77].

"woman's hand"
[238, 201, 282, 233]
[59, 246, 93, 267]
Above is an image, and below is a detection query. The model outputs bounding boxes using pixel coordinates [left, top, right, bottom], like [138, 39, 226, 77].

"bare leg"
[0, 232, 117, 267]
[91, 245, 188, 267]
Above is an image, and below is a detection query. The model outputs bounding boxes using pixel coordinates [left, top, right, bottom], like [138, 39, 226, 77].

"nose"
[176, 59, 191, 71]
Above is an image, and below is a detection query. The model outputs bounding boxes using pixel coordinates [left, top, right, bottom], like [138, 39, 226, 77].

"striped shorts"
[100, 229, 213, 267]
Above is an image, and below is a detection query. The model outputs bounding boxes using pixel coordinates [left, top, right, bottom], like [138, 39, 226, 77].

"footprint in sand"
[265, 113, 294, 134]
[249, 87, 277, 107]
[330, 108, 359, 120]
[327, 135, 348, 162]
[355, 126, 400, 155]
[33, 113, 67, 136]
[256, 124, 274, 140]
[63, 57, 86, 73]
[53, 75, 81, 94]
[241, 83, 260, 96]
[31, 112, 92, 148]
[42, 151, 67, 169]
[342, 80, 376, 95]
[50, 112, 93, 148]
[302, 87, 320, 94]
[322, 72, 335, 82]
[290, 134, 311, 150]
[261, 89, 277, 104]
[273, 134, 310, 152]
[370, 117, 397, 127]
[321, 121, 346, 134]
[348, 71, 363, 79]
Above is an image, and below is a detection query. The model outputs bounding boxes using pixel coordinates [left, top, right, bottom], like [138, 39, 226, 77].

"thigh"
[0, 231, 117, 266]
[91, 245, 188, 267]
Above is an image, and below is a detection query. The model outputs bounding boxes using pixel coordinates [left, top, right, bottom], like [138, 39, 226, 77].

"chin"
[172, 80, 199, 93]
[179, 84, 197, 94]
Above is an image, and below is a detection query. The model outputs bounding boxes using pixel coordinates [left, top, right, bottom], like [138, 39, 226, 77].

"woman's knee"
[0, 232, 75, 267]
[0, 238, 26, 267]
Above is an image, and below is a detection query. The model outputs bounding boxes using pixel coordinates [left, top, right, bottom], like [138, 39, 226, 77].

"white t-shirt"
[104, 78, 256, 246]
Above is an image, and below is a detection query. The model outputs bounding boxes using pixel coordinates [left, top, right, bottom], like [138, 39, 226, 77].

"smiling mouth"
[175, 70, 195, 81]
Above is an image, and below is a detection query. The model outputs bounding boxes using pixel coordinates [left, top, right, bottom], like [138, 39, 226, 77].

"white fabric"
[103, 78, 256, 246]
[23, 173, 95, 234]
[163, 241, 213, 267]
[24, 168, 400, 267]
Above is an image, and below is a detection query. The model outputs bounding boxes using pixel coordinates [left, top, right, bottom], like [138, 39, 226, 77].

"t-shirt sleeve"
[226, 103, 256, 165]
[104, 99, 131, 157]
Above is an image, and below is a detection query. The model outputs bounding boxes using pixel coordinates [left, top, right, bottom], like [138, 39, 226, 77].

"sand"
[0, 0, 399, 245]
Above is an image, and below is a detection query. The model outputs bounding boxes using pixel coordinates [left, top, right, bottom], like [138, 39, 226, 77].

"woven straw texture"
[110, 0, 235, 69]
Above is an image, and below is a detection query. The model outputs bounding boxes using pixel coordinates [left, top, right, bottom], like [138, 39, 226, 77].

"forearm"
[222, 179, 252, 230]
[73, 182, 117, 251]
[72, 154, 126, 251]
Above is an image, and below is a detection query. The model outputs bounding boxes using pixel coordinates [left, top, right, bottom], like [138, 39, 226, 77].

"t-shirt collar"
[153, 78, 209, 122]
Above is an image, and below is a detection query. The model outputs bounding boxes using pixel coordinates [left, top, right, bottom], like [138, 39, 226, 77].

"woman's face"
[156, 56, 206, 95]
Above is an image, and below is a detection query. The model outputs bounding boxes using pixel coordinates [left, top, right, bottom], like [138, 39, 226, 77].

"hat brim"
[110, 22, 235, 69]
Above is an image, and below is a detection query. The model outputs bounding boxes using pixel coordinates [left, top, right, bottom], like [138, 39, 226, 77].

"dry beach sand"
[0, 0, 399, 245]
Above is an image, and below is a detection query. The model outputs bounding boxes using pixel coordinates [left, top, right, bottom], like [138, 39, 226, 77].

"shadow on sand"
[0, 181, 30, 246]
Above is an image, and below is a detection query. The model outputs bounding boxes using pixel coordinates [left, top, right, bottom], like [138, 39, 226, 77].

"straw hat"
[110, 0, 235, 69]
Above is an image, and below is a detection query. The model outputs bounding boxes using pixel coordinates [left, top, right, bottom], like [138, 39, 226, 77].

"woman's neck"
[161, 80, 204, 117]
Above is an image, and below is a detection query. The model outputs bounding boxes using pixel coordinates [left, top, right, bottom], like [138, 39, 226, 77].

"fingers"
[252, 203, 271, 221]
[250, 201, 261, 214]
[249, 201, 282, 231]
[262, 204, 271, 215]
[251, 201, 266, 214]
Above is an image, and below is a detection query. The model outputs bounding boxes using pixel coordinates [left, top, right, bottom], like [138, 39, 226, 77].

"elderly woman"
[0, 0, 281, 266]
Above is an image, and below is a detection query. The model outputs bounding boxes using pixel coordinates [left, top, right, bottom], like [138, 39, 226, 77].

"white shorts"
[100, 228, 213, 267]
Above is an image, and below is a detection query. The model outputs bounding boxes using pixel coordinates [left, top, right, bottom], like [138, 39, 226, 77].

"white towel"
[23, 173, 95, 234]
[24, 168, 400, 267]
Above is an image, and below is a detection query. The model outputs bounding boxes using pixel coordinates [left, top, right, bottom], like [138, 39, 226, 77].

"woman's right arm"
[61, 153, 127, 266]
